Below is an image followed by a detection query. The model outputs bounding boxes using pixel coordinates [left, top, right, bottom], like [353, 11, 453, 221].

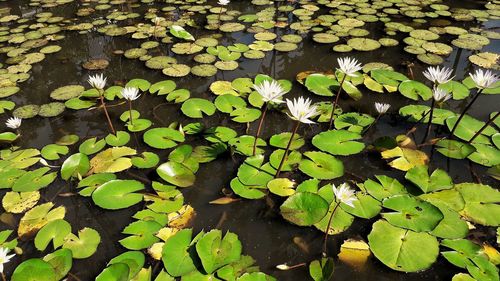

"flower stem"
[275, 121, 300, 178]
[449, 88, 483, 138]
[467, 111, 500, 144]
[128, 100, 134, 126]
[362, 114, 381, 135]
[253, 103, 269, 156]
[421, 98, 435, 144]
[328, 74, 347, 130]
[99, 91, 116, 135]
[405, 108, 432, 136]
[322, 202, 341, 257]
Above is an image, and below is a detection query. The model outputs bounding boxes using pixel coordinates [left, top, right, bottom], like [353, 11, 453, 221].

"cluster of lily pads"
[0, 0, 498, 280]
[0, 54, 498, 280]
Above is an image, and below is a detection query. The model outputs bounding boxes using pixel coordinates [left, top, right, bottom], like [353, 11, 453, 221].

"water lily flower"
[218, 0, 230, 5]
[432, 87, 452, 103]
[5, 117, 21, 129]
[469, 69, 499, 89]
[0, 247, 15, 273]
[375, 102, 390, 114]
[87, 74, 115, 134]
[322, 182, 358, 256]
[121, 87, 141, 101]
[333, 183, 357, 207]
[286, 97, 318, 124]
[423, 66, 454, 85]
[121, 87, 140, 126]
[329, 57, 362, 129]
[253, 80, 286, 104]
[337, 57, 362, 77]
[252, 79, 287, 155]
[87, 73, 107, 90]
[276, 97, 318, 177]
[449, 69, 498, 138]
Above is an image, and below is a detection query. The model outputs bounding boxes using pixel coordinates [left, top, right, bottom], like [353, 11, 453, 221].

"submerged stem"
[468, 111, 500, 143]
[328, 74, 347, 130]
[405, 108, 432, 136]
[275, 121, 300, 178]
[99, 91, 116, 135]
[322, 202, 341, 257]
[449, 88, 483, 138]
[362, 114, 381, 135]
[253, 103, 269, 156]
[128, 100, 134, 126]
[421, 98, 435, 144]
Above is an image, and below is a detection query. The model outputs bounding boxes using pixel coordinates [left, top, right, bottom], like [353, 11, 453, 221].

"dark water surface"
[0, 0, 498, 280]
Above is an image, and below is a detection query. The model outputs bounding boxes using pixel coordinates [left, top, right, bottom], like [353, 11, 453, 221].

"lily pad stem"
[328, 74, 347, 130]
[322, 202, 341, 257]
[275, 120, 300, 178]
[253, 103, 269, 156]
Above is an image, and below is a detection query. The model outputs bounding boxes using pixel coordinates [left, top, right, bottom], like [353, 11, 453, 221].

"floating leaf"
[92, 180, 144, 210]
[62, 227, 100, 259]
[312, 130, 365, 156]
[368, 220, 439, 272]
[280, 192, 329, 226]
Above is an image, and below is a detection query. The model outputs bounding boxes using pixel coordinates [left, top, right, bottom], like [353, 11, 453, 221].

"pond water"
[0, 0, 498, 280]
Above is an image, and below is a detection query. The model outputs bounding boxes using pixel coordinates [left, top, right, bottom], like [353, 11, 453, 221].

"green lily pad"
[368, 219, 439, 272]
[11, 258, 56, 281]
[181, 98, 216, 118]
[405, 165, 453, 193]
[13, 104, 40, 119]
[312, 130, 365, 156]
[299, 151, 344, 180]
[196, 230, 242, 274]
[143, 127, 185, 149]
[157, 161, 196, 187]
[92, 179, 144, 210]
[50, 85, 84, 101]
[162, 229, 197, 277]
[381, 195, 444, 232]
[34, 219, 71, 251]
[280, 192, 329, 226]
[62, 227, 100, 259]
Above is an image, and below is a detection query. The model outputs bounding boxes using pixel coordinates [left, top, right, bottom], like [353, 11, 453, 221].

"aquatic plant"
[252, 79, 286, 155]
[328, 57, 362, 129]
[87, 74, 115, 134]
[275, 97, 318, 177]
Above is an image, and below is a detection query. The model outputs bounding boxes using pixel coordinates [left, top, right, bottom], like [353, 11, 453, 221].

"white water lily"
[469, 69, 499, 89]
[87, 73, 107, 90]
[5, 117, 21, 129]
[423, 66, 454, 85]
[337, 57, 362, 77]
[121, 87, 140, 101]
[254, 80, 286, 104]
[332, 183, 357, 207]
[218, 0, 230, 5]
[375, 102, 390, 114]
[286, 97, 318, 124]
[433, 87, 452, 103]
[0, 247, 15, 273]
